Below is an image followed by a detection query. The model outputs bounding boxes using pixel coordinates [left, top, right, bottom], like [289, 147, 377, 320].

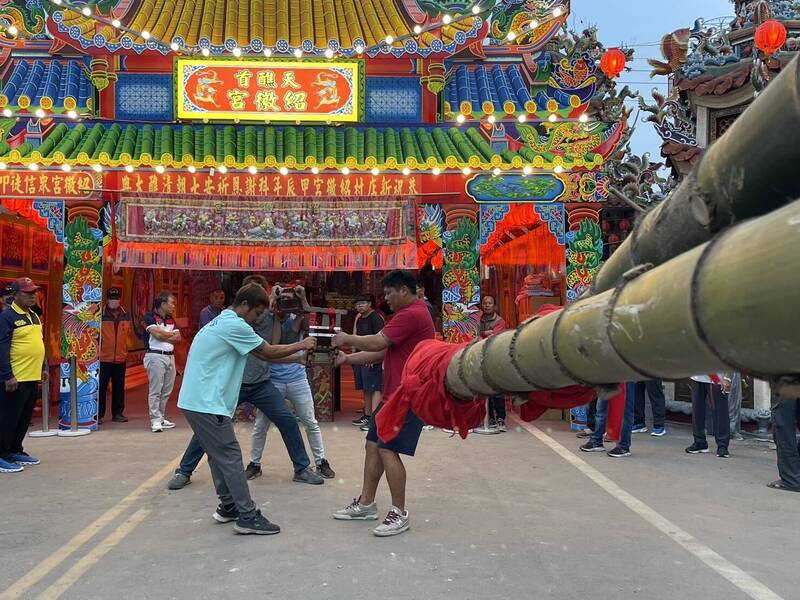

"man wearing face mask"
[99, 288, 131, 424]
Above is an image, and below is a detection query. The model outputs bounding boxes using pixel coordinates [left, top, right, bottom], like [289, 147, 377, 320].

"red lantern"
[618, 218, 631, 232]
[600, 48, 627, 78]
[755, 19, 787, 56]
[608, 233, 620, 245]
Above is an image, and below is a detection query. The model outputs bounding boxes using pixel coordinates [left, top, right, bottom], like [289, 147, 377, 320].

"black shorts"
[366, 401, 424, 457]
[354, 365, 383, 393]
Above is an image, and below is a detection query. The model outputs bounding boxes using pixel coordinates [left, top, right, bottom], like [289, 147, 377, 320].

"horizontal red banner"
[118, 172, 421, 198]
[0, 171, 95, 198]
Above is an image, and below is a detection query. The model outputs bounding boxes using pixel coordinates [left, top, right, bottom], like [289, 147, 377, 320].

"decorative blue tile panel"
[365, 77, 421, 124]
[115, 74, 173, 121]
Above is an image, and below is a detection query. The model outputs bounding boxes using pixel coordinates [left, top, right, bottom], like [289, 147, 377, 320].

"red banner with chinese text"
[118, 171, 421, 198]
[0, 171, 95, 198]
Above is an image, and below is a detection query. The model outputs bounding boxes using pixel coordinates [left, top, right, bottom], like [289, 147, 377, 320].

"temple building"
[0, 0, 632, 426]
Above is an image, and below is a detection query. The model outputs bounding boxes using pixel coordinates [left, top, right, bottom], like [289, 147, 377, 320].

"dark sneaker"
[167, 472, 191, 490]
[716, 447, 730, 458]
[488, 418, 497, 429]
[650, 426, 666, 437]
[351, 414, 370, 426]
[607, 446, 631, 458]
[316, 459, 335, 479]
[360, 422, 370, 431]
[112, 415, 129, 423]
[579, 440, 605, 452]
[685, 442, 709, 454]
[0, 457, 24, 473]
[293, 467, 324, 485]
[631, 424, 648, 434]
[11, 452, 40, 465]
[496, 418, 507, 432]
[212, 503, 238, 523]
[245, 462, 262, 480]
[234, 510, 280, 535]
[576, 428, 594, 438]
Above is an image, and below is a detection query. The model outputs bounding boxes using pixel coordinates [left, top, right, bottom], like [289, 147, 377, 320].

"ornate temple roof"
[444, 64, 533, 118]
[442, 53, 596, 122]
[0, 59, 93, 114]
[0, 122, 603, 171]
[51, 0, 483, 57]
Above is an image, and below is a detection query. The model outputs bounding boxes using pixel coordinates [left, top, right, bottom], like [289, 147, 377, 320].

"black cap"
[107, 288, 121, 299]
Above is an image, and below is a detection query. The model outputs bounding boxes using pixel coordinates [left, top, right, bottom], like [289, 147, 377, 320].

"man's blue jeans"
[176, 379, 311, 476]
[590, 383, 636, 450]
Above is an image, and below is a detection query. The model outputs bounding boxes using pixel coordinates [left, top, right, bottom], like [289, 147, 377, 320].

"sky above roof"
[570, 0, 734, 163]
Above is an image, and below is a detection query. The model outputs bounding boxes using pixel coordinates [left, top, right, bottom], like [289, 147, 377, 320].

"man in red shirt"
[331, 270, 434, 537]
[479, 295, 508, 430]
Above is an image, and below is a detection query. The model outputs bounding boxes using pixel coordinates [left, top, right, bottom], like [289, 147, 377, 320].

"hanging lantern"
[755, 20, 787, 56]
[600, 48, 627, 78]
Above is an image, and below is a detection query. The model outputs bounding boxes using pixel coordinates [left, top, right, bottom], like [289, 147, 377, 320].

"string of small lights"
[0, 1, 581, 176]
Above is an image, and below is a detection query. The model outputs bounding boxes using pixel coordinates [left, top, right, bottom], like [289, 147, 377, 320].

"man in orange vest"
[99, 288, 131, 424]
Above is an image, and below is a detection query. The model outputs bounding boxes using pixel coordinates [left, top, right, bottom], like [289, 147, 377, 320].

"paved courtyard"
[2, 399, 798, 600]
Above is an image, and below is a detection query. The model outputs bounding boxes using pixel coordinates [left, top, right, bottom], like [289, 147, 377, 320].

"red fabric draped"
[375, 304, 624, 442]
[376, 340, 486, 441]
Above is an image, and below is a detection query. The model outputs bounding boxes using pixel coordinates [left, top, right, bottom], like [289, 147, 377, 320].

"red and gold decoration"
[116, 197, 418, 271]
[176, 58, 364, 123]
[119, 171, 419, 198]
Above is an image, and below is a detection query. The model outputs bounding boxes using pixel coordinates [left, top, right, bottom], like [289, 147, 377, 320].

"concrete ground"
[2, 389, 798, 600]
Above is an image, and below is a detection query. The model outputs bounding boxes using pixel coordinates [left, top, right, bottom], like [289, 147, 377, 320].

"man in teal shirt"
[178, 283, 315, 536]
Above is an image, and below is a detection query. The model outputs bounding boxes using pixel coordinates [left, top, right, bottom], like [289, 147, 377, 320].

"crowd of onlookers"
[574, 374, 800, 492]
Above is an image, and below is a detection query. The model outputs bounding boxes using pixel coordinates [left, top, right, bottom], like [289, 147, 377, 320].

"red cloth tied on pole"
[375, 303, 621, 443]
[376, 340, 485, 441]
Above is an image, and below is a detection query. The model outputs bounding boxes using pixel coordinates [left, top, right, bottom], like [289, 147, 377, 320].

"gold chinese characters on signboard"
[176, 58, 364, 122]
[120, 172, 420, 197]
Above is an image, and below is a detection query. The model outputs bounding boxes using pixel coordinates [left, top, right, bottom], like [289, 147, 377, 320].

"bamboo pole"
[593, 55, 800, 294]
[445, 199, 800, 399]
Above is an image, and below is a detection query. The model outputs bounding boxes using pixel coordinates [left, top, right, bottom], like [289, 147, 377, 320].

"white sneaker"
[151, 420, 163, 433]
[333, 497, 379, 520]
[161, 419, 176, 429]
[373, 508, 410, 537]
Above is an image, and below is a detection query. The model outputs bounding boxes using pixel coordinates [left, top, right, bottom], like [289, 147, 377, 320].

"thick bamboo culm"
[593, 55, 800, 294]
[445, 199, 800, 399]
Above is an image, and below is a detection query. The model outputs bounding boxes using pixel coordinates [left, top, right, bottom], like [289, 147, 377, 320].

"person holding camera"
[247, 284, 335, 480]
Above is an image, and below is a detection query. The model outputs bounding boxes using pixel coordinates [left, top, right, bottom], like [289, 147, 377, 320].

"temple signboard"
[175, 58, 364, 123]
